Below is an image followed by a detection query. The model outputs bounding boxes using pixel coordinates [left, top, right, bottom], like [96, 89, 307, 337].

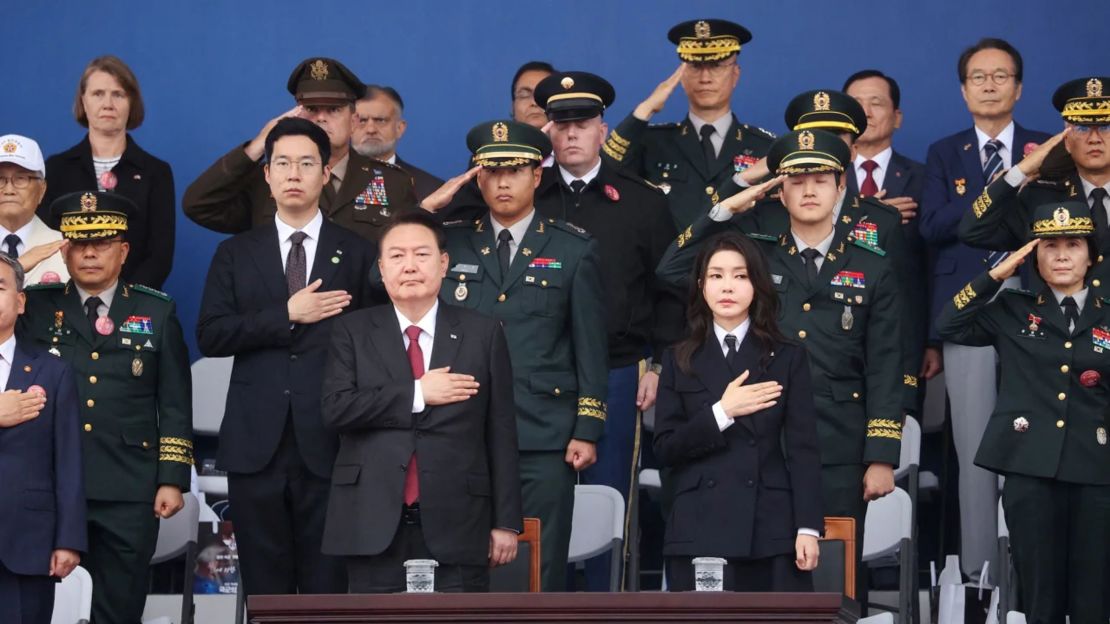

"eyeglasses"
[0, 173, 42, 189]
[1071, 124, 1110, 136]
[513, 88, 535, 102]
[688, 59, 737, 76]
[269, 159, 322, 175]
[966, 71, 1015, 86]
[72, 238, 121, 253]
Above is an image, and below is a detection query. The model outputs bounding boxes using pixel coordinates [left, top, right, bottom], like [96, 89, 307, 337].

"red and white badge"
[99, 170, 117, 192]
[39, 271, 60, 284]
[604, 184, 620, 202]
[1081, 370, 1102, 387]
[27, 385, 45, 397]
[1023, 142, 1039, 157]
[95, 316, 115, 336]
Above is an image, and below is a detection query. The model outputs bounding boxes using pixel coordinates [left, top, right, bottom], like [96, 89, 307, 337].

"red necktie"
[404, 325, 424, 505]
[859, 160, 879, 197]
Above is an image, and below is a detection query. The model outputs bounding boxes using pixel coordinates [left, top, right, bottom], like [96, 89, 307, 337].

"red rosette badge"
[99, 170, 118, 192]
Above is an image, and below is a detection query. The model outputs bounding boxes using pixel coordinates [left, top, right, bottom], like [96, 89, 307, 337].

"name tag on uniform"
[450, 264, 479, 274]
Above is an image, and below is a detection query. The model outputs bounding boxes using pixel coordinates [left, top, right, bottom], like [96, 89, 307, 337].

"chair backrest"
[488, 517, 542, 592]
[862, 487, 913, 559]
[51, 564, 92, 624]
[152, 492, 200, 563]
[997, 497, 1009, 538]
[191, 357, 234, 435]
[893, 416, 921, 479]
[818, 516, 857, 599]
[568, 485, 625, 562]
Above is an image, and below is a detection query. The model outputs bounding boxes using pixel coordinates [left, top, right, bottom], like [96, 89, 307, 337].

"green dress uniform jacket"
[182, 143, 417, 242]
[441, 213, 609, 449]
[602, 113, 775, 229]
[936, 273, 1110, 483]
[657, 210, 904, 466]
[19, 281, 193, 501]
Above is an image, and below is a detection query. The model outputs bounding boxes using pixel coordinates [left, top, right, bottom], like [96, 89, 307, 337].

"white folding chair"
[568, 484, 625, 591]
[190, 357, 233, 497]
[863, 487, 914, 624]
[893, 417, 923, 624]
[51, 565, 92, 624]
[150, 492, 200, 624]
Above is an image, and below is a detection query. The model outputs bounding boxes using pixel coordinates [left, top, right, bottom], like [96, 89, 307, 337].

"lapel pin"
[331, 256, 340, 264]
[450, 334, 458, 340]
[963, 143, 972, 151]
[133, 174, 142, 180]
[481, 246, 491, 255]
[23, 365, 31, 372]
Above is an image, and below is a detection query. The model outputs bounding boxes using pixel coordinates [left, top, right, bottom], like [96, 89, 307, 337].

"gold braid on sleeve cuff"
[578, 397, 607, 421]
[903, 374, 919, 388]
[867, 418, 903, 441]
[676, 225, 693, 249]
[159, 436, 194, 465]
[972, 189, 992, 219]
[953, 283, 977, 310]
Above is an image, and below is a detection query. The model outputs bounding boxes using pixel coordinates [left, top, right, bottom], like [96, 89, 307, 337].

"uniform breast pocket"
[445, 266, 486, 308]
[649, 161, 687, 185]
[828, 287, 868, 335]
[118, 334, 158, 379]
[522, 270, 565, 315]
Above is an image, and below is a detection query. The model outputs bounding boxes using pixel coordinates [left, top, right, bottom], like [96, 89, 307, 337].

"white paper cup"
[403, 558, 438, 593]
[691, 557, 727, 591]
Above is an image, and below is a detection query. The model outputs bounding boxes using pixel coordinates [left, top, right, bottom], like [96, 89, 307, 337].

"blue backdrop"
[8, 1, 1104, 359]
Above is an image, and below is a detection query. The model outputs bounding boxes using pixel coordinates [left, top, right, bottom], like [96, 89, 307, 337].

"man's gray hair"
[0, 254, 26, 292]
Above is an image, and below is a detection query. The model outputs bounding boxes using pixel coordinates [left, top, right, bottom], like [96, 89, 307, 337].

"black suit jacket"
[653, 337, 822, 559]
[395, 156, 444, 203]
[39, 135, 176, 288]
[196, 218, 377, 478]
[319, 304, 521, 566]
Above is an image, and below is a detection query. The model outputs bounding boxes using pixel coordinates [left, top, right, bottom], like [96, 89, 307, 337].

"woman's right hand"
[988, 238, 1039, 283]
[721, 370, 783, 418]
[718, 175, 786, 215]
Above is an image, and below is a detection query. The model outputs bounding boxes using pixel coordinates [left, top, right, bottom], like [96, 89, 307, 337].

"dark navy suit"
[0, 341, 86, 624]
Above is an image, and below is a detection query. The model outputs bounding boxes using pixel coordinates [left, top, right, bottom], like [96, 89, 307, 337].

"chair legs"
[609, 538, 623, 592]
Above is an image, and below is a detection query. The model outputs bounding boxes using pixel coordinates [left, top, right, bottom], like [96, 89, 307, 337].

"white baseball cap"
[0, 134, 45, 177]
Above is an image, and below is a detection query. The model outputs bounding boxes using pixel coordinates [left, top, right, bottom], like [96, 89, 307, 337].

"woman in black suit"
[38, 55, 175, 288]
[654, 231, 823, 591]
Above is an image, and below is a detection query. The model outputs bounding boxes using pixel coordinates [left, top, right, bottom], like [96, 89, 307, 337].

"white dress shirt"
[490, 210, 536, 265]
[689, 112, 734, 159]
[0, 334, 15, 391]
[558, 159, 602, 188]
[275, 210, 323, 280]
[0, 220, 35, 257]
[76, 281, 117, 319]
[853, 147, 894, 192]
[397, 300, 438, 413]
[975, 121, 1015, 169]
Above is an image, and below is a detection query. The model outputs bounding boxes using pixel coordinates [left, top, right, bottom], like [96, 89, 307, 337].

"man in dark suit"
[321, 211, 521, 592]
[918, 37, 1051, 582]
[843, 70, 935, 405]
[353, 85, 444, 202]
[183, 57, 417, 242]
[0, 254, 85, 624]
[196, 118, 377, 597]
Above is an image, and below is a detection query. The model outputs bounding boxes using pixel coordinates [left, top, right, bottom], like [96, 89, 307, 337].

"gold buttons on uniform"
[1058, 392, 1066, 401]
[852, 392, 860, 399]
[52, 337, 58, 343]
[1057, 420, 1065, 428]
[1061, 365, 1069, 374]
[798, 330, 807, 339]
[705, 186, 714, 196]
[83, 423, 92, 432]
[458, 274, 466, 282]
[541, 280, 548, 287]
[89, 376, 98, 384]
[1065, 342, 1073, 349]
[554, 388, 561, 396]
[497, 294, 506, 302]
[803, 303, 811, 312]
[1095, 279, 1102, 288]
[142, 441, 150, 449]
[91, 352, 99, 360]
[86, 399, 95, 408]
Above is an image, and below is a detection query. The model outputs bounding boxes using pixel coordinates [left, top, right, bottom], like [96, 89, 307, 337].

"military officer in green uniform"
[601, 19, 776, 229]
[183, 57, 417, 242]
[658, 130, 903, 600]
[937, 201, 1110, 624]
[440, 120, 608, 591]
[19, 191, 192, 624]
[959, 76, 1110, 299]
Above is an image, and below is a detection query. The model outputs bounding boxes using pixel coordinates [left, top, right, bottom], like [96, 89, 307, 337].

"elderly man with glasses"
[0, 135, 68, 284]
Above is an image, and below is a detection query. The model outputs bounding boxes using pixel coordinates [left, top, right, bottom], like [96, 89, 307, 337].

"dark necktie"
[800, 248, 822, 287]
[404, 325, 424, 505]
[497, 229, 513, 280]
[85, 296, 103, 331]
[1062, 296, 1079, 335]
[286, 231, 307, 296]
[723, 334, 739, 372]
[570, 179, 586, 208]
[1091, 188, 1109, 244]
[859, 160, 879, 197]
[700, 124, 716, 169]
[983, 139, 1004, 183]
[321, 173, 338, 209]
[3, 234, 19, 259]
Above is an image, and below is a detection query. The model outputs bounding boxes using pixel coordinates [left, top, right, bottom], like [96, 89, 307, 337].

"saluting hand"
[420, 166, 480, 213]
[633, 65, 687, 121]
[988, 238, 1039, 283]
[720, 370, 782, 418]
[0, 389, 46, 428]
[1015, 127, 1070, 179]
[719, 175, 786, 216]
[245, 105, 308, 161]
[19, 240, 67, 274]
[288, 279, 352, 324]
[420, 366, 480, 405]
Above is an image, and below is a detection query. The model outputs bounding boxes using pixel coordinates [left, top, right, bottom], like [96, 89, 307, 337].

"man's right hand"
[719, 175, 786, 215]
[0, 389, 46, 428]
[420, 166, 480, 213]
[633, 65, 686, 121]
[245, 106, 307, 161]
[1015, 127, 1070, 178]
[287, 279, 352, 324]
[420, 366, 479, 405]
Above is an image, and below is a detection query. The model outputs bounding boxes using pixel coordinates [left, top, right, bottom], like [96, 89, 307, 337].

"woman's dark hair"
[1030, 235, 1097, 284]
[674, 232, 787, 376]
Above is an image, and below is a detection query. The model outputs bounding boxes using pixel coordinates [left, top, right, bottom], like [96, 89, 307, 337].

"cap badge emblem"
[1054, 206, 1070, 226]
[80, 192, 97, 212]
[310, 59, 329, 81]
[1088, 78, 1103, 98]
[492, 122, 509, 143]
[1, 141, 16, 154]
[798, 130, 815, 151]
[814, 91, 831, 112]
[561, 76, 574, 90]
[694, 20, 711, 39]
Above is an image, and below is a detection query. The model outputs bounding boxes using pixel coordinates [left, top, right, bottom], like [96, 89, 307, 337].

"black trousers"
[0, 561, 55, 624]
[347, 504, 490, 593]
[227, 419, 346, 597]
[665, 553, 813, 592]
[85, 500, 159, 624]
[1003, 475, 1110, 624]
